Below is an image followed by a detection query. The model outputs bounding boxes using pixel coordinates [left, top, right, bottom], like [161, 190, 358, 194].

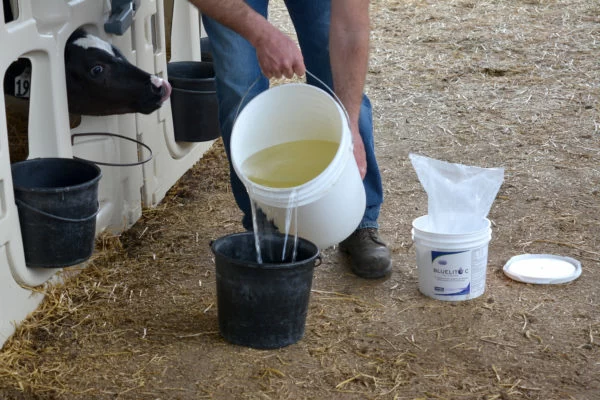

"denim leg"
[285, 0, 384, 229]
[201, 3, 269, 230]
[356, 95, 383, 229]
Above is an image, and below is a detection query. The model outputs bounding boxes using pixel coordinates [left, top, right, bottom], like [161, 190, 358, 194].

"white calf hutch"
[0, 0, 213, 348]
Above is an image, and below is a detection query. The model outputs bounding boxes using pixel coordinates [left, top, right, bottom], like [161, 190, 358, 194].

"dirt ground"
[1, 0, 599, 399]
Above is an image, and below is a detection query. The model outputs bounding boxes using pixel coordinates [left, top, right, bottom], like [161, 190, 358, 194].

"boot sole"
[340, 247, 393, 279]
[351, 260, 393, 279]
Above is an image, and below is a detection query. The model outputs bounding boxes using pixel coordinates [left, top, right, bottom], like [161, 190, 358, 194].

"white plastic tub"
[230, 83, 366, 249]
[412, 215, 492, 301]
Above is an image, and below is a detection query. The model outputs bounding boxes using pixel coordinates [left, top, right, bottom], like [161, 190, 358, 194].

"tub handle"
[233, 70, 351, 130]
[304, 71, 351, 130]
[15, 199, 100, 223]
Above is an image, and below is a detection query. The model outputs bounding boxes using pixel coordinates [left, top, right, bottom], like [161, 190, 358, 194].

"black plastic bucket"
[200, 36, 212, 62]
[167, 61, 220, 142]
[11, 158, 102, 268]
[211, 232, 320, 349]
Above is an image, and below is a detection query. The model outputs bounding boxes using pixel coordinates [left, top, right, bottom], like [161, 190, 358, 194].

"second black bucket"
[11, 158, 102, 268]
[211, 232, 320, 349]
[200, 36, 212, 62]
[167, 61, 220, 142]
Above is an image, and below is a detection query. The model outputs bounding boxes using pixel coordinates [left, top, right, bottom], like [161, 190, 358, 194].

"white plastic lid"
[503, 254, 582, 284]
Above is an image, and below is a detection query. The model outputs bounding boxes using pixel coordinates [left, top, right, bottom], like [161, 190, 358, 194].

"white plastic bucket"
[412, 215, 492, 301]
[230, 83, 366, 249]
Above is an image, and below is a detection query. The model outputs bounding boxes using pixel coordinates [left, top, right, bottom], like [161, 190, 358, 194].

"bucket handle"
[15, 199, 99, 223]
[305, 71, 351, 128]
[71, 132, 153, 167]
[314, 255, 322, 267]
[233, 70, 351, 129]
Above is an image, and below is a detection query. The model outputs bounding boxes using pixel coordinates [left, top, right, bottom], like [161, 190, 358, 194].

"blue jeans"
[201, 0, 383, 232]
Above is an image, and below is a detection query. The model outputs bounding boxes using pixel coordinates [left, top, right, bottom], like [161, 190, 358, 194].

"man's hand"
[350, 122, 367, 179]
[188, 0, 305, 79]
[253, 25, 305, 79]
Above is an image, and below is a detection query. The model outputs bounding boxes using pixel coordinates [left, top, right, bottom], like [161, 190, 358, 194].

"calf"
[3, 28, 171, 116]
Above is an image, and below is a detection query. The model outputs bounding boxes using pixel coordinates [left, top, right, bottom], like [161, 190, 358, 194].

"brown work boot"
[339, 228, 392, 279]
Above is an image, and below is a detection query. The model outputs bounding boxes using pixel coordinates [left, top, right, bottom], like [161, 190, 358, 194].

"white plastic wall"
[0, 0, 212, 348]
[137, 0, 212, 207]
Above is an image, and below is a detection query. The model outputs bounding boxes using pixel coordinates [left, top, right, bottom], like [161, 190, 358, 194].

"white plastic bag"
[410, 154, 504, 233]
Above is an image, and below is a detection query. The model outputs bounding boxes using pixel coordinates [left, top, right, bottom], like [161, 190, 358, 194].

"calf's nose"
[150, 75, 172, 103]
[160, 80, 172, 103]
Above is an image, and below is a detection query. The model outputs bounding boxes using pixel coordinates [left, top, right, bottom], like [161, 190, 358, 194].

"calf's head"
[65, 29, 171, 116]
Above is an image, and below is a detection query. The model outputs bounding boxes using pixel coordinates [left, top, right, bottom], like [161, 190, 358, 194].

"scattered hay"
[1, 0, 599, 399]
[0, 233, 126, 397]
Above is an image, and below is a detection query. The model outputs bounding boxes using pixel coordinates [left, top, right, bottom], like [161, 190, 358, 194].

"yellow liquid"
[242, 139, 339, 188]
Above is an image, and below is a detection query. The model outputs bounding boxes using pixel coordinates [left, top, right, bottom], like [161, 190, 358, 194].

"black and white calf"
[3, 28, 171, 116]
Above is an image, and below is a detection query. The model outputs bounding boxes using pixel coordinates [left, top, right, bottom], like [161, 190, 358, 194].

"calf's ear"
[110, 45, 128, 61]
[64, 28, 88, 62]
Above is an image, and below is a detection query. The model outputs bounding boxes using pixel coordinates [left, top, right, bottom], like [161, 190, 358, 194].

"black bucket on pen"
[211, 232, 320, 349]
[11, 158, 101, 268]
[167, 61, 220, 142]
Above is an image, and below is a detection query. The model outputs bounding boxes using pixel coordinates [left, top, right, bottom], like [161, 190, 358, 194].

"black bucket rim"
[211, 231, 320, 270]
[167, 61, 215, 85]
[167, 60, 214, 70]
[11, 157, 102, 194]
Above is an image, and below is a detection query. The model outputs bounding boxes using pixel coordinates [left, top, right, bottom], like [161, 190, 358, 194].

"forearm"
[330, 0, 370, 126]
[188, 0, 305, 78]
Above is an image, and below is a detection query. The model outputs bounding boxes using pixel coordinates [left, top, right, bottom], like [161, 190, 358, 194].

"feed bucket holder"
[211, 232, 320, 349]
[71, 132, 153, 167]
[167, 61, 220, 142]
[11, 158, 102, 268]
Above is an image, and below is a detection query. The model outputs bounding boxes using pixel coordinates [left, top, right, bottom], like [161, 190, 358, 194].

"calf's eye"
[90, 65, 104, 76]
